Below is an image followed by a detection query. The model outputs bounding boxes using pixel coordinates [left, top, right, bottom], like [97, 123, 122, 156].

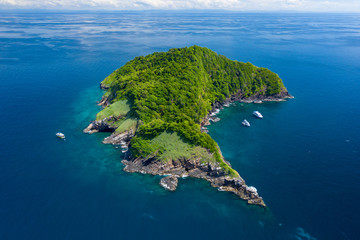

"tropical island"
[84, 46, 292, 207]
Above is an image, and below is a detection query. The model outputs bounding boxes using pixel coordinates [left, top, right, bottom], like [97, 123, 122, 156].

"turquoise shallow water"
[0, 12, 360, 240]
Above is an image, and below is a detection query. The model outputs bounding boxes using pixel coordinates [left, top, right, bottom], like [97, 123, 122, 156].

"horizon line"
[0, 8, 360, 14]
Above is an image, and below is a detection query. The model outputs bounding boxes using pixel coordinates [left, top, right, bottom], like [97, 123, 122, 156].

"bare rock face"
[122, 156, 266, 207]
[83, 123, 98, 134]
[83, 117, 134, 145]
[98, 95, 109, 106]
[83, 119, 115, 134]
[102, 130, 134, 145]
[160, 176, 178, 191]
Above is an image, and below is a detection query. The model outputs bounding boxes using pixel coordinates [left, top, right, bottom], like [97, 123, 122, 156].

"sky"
[0, 0, 359, 12]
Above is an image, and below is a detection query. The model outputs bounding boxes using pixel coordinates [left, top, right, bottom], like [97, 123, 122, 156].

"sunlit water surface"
[0, 12, 359, 240]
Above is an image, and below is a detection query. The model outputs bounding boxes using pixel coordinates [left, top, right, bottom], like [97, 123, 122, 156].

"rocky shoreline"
[84, 90, 292, 207]
[201, 90, 293, 129]
[122, 154, 266, 207]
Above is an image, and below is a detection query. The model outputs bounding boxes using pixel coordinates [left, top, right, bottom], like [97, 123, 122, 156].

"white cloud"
[0, 0, 359, 12]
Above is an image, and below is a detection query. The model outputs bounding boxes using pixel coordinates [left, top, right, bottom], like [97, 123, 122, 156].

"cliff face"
[84, 46, 292, 207]
[122, 154, 265, 207]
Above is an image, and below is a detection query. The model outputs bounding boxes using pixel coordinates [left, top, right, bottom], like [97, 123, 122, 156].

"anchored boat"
[56, 132, 65, 139]
[242, 119, 250, 127]
[253, 111, 263, 119]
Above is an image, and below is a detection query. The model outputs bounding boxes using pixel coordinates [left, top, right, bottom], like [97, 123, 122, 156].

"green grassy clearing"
[149, 131, 216, 163]
[96, 100, 131, 120]
[115, 118, 138, 133]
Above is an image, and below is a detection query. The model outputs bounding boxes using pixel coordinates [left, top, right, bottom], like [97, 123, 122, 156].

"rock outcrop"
[83, 119, 115, 134]
[102, 130, 134, 145]
[160, 176, 178, 191]
[122, 155, 266, 207]
[83, 118, 134, 145]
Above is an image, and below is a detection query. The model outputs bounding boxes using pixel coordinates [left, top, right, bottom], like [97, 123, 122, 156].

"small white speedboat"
[242, 119, 250, 127]
[56, 132, 65, 139]
[253, 111, 263, 119]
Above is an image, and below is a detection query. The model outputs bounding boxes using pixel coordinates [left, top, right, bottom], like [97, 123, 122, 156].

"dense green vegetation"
[97, 46, 287, 178]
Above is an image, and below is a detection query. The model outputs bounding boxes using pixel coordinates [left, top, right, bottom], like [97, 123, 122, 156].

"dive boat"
[56, 132, 65, 139]
[253, 111, 263, 119]
[242, 119, 250, 127]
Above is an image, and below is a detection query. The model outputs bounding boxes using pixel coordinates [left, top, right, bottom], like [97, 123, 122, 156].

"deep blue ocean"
[0, 11, 359, 240]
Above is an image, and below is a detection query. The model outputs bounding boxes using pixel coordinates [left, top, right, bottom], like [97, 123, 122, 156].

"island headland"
[84, 46, 292, 207]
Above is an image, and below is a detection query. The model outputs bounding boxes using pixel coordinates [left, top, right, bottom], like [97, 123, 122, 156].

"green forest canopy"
[98, 46, 287, 177]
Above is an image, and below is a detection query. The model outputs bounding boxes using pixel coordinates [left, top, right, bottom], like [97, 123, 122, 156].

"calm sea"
[0, 11, 359, 240]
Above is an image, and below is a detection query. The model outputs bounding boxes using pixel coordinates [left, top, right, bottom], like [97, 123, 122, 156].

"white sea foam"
[295, 227, 317, 240]
[246, 186, 258, 193]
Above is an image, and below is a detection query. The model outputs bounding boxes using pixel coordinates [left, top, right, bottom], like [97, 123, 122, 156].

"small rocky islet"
[84, 46, 292, 207]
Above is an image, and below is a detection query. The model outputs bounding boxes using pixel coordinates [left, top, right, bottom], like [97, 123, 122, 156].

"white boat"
[242, 119, 250, 127]
[253, 111, 263, 119]
[56, 132, 65, 139]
